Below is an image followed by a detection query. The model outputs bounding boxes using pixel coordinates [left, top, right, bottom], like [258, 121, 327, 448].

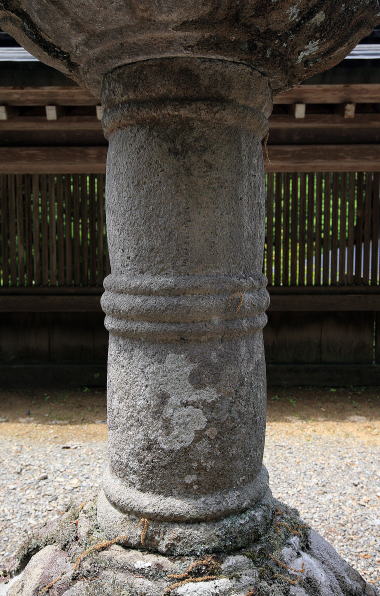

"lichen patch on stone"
[297, 40, 320, 63]
[310, 11, 326, 26]
[287, 5, 300, 22]
[156, 353, 219, 451]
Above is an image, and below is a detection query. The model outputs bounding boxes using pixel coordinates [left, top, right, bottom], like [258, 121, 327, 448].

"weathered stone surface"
[92, 54, 274, 553]
[101, 59, 272, 136]
[8, 545, 71, 596]
[97, 487, 273, 555]
[0, 1, 377, 94]
[4, 499, 378, 596]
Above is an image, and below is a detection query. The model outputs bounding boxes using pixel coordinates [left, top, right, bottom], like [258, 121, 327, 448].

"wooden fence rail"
[0, 172, 379, 288]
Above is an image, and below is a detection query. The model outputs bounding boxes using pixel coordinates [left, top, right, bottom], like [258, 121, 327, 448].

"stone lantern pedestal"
[1, 2, 378, 595]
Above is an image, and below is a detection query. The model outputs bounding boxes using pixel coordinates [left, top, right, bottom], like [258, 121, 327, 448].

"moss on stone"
[242, 500, 310, 594]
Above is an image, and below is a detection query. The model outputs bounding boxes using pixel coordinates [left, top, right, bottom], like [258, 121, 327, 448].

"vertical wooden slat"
[354, 172, 364, 283]
[266, 173, 274, 286]
[0, 175, 10, 286]
[16, 174, 26, 286]
[32, 175, 41, 286]
[97, 175, 105, 284]
[346, 172, 356, 285]
[24, 175, 33, 287]
[363, 172, 372, 285]
[65, 175, 73, 285]
[104, 175, 110, 276]
[298, 173, 307, 286]
[73, 175, 81, 285]
[49, 175, 57, 286]
[339, 173, 347, 284]
[0, 176, 3, 285]
[290, 173, 298, 286]
[81, 174, 89, 285]
[40, 175, 49, 285]
[322, 173, 331, 285]
[21, 174, 28, 287]
[8, 176, 17, 286]
[331, 173, 339, 285]
[56, 175, 65, 285]
[282, 174, 290, 286]
[371, 173, 380, 285]
[307, 172, 315, 286]
[274, 173, 282, 286]
[89, 174, 97, 285]
[314, 173, 323, 286]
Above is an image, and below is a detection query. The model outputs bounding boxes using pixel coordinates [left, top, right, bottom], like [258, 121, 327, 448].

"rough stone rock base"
[3, 499, 378, 596]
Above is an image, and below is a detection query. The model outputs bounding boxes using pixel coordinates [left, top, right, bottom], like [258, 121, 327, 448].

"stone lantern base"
[5, 499, 378, 596]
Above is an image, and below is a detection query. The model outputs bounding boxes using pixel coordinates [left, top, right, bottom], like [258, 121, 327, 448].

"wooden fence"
[266, 172, 380, 287]
[0, 174, 106, 288]
[1, 171, 380, 387]
[1, 172, 379, 289]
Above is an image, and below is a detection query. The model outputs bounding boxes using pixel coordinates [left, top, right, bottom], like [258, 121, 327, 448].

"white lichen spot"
[297, 40, 320, 63]
[205, 426, 218, 439]
[184, 474, 197, 484]
[311, 11, 325, 26]
[287, 5, 300, 22]
[210, 350, 218, 364]
[157, 353, 218, 450]
[290, 552, 328, 583]
[176, 579, 233, 595]
[134, 561, 152, 569]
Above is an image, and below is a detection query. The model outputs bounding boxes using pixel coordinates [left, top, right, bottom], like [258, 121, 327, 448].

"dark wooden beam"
[0, 364, 107, 388]
[0, 86, 97, 106]
[275, 84, 380, 104]
[0, 295, 102, 312]
[1, 144, 379, 173]
[269, 293, 380, 311]
[0, 287, 103, 295]
[269, 114, 380, 130]
[1, 291, 379, 312]
[1, 113, 380, 133]
[266, 364, 380, 387]
[1, 362, 379, 387]
[0, 146, 107, 173]
[265, 144, 380, 172]
[0, 83, 379, 107]
[0, 117, 102, 131]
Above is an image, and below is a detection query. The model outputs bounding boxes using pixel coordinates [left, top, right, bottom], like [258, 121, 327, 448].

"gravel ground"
[0, 432, 379, 589]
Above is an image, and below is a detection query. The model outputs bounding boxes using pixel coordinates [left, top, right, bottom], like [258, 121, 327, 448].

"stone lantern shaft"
[97, 59, 273, 554]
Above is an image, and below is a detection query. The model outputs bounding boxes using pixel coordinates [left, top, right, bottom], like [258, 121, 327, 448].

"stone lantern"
[1, 2, 378, 595]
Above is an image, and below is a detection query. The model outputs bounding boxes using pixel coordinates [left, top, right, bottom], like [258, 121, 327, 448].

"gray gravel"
[0, 434, 379, 589]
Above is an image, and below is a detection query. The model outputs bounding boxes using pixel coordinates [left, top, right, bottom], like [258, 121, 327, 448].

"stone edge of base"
[97, 488, 274, 556]
[3, 497, 378, 596]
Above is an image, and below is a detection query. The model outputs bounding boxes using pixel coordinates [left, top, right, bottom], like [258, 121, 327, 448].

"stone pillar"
[97, 58, 274, 555]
